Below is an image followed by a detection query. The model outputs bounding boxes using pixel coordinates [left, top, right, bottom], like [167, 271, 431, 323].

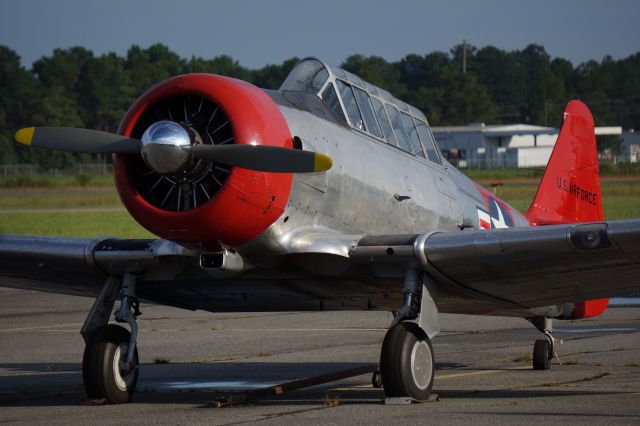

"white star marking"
[490, 200, 509, 229]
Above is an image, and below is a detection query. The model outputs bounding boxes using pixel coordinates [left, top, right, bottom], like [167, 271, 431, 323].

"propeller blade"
[15, 127, 140, 154]
[192, 144, 332, 173]
[14, 126, 333, 173]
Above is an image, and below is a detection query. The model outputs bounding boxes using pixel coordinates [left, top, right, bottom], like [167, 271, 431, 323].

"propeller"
[14, 123, 332, 174]
[192, 144, 331, 173]
[15, 127, 140, 153]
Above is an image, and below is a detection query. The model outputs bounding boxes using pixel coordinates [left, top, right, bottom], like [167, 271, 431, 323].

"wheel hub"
[410, 340, 433, 390]
[114, 344, 136, 392]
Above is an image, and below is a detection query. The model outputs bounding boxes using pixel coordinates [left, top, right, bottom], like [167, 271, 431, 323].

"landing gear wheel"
[82, 324, 139, 404]
[533, 339, 552, 370]
[380, 322, 435, 401]
[372, 370, 382, 388]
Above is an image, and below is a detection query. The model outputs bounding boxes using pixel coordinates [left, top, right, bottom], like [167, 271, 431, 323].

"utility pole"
[462, 39, 467, 74]
[544, 101, 548, 127]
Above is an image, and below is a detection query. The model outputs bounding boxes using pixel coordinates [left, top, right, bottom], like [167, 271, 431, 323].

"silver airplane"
[2, 57, 640, 404]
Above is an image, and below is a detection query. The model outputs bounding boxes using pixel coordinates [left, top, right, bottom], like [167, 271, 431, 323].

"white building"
[432, 123, 623, 168]
[612, 130, 640, 164]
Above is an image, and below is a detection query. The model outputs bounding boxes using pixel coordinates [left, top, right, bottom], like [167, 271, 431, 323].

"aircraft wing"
[2, 219, 639, 313]
[0, 235, 197, 297]
[351, 219, 640, 308]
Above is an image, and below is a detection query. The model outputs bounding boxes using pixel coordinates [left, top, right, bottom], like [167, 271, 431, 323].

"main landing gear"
[531, 317, 556, 371]
[377, 270, 439, 402]
[380, 322, 435, 400]
[82, 324, 139, 403]
[80, 274, 141, 403]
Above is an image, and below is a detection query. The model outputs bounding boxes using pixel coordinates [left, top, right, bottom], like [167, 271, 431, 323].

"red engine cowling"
[113, 74, 293, 251]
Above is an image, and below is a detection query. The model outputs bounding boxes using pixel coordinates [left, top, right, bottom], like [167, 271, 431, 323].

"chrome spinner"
[141, 120, 194, 175]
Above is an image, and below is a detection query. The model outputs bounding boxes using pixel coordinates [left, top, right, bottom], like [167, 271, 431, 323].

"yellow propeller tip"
[314, 153, 333, 172]
[15, 127, 35, 146]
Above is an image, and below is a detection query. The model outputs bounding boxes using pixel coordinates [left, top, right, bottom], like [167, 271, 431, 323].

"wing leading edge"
[0, 235, 196, 297]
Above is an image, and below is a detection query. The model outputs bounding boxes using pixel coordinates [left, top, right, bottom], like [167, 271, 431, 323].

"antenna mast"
[462, 39, 467, 73]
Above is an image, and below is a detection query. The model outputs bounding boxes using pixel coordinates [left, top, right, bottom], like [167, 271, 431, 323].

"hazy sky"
[1, 0, 639, 69]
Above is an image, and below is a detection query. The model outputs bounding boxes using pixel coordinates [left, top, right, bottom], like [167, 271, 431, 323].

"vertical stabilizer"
[525, 100, 603, 225]
[526, 100, 608, 319]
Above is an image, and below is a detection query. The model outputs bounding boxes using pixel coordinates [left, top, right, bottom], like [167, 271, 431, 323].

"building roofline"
[432, 124, 622, 136]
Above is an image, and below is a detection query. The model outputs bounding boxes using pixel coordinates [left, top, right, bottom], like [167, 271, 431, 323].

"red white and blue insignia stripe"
[477, 197, 514, 230]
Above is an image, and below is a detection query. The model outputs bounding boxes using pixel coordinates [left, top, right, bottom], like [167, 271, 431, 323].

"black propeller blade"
[15, 127, 140, 153]
[14, 126, 332, 173]
[192, 144, 332, 173]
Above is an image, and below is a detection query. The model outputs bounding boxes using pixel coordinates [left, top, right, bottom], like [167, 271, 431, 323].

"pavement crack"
[535, 372, 611, 388]
[443, 371, 613, 398]
[219, 406, 328, 425]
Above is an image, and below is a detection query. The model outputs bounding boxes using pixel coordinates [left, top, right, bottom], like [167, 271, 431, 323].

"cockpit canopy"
[280, 58, 441, 164]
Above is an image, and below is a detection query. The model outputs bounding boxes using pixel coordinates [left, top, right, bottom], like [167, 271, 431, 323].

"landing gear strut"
[531, 317, 555, 370]
[379, 270, 439, 402]
[81, 274, 141, 403]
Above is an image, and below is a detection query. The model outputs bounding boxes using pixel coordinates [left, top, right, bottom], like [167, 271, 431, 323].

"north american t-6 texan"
[2, 57, 640, 404]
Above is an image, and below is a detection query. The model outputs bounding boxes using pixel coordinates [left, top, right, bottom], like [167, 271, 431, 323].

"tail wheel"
[380, 322, 435, 401]
[372, 370, 383, 388]
[82, 324, 139, 404]
[533, 339, 552, 370]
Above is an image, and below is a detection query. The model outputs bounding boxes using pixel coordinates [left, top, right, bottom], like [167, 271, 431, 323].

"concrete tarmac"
[1, 287, 639, 425]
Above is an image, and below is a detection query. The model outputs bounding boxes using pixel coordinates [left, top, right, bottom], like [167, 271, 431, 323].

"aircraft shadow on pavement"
[0, 361, 622, 407]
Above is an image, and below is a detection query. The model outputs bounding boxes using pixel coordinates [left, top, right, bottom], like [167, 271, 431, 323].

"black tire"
[379, 322, 435, 401]
[372, 370, 382, 388]
[533, 339, 551, 370]
[82, 324, 139, 404]
[379, 323, 405, 396]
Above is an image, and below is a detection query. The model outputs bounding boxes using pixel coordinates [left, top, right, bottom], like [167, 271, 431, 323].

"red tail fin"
[525, 100, 603, 225]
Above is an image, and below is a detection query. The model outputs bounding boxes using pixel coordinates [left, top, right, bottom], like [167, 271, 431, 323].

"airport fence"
[0, 163, 112, 177]
[446, 157, 519, 169]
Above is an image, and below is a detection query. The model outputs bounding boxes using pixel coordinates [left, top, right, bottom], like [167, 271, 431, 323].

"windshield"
[279, 59, 329, 95]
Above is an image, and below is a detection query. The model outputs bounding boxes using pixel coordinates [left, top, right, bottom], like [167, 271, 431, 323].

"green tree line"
[1, 43, 639, 169]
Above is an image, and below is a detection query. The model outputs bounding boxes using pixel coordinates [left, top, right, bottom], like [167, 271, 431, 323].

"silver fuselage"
[243, 101, 529, 259]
